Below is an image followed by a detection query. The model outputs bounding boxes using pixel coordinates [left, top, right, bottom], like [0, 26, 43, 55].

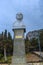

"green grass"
[0, 56, 12, 63]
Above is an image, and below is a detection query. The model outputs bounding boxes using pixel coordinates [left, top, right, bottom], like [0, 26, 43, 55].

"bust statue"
[13, 12, 26, 32]
[13, 13, 25, 27]
[16, 13, 23, 21]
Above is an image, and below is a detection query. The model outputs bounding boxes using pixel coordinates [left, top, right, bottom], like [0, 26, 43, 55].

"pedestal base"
[11, 56, 27, 65]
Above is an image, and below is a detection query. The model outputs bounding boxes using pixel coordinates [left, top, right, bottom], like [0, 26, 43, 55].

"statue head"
[16, 13, 23, 21]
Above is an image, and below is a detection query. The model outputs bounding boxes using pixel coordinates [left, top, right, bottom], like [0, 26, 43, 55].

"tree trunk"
[4, 47, 7, 61]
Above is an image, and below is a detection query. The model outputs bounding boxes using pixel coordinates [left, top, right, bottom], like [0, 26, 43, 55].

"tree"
[40, 31, 43, 51]
[0, 30, 13, 60]
[8, 32, 12, 40]
[0, 32, 4, 59]
[25, 37, 31, 53]
[2, 39, 7, 62]
[4, 29, 7, 40]
[7, 32, 13, 56]
[2, 30, 7, 62]
[6, 39, 13, 56]
[30, 38, 38, 51]
[0, 42, 3, 59]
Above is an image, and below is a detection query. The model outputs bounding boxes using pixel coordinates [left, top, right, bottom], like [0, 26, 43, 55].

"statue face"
[16, 13, 23, 21]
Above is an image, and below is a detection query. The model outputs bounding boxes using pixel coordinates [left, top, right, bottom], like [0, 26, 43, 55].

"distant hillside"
[26, 29, 43, 51]
[26, 29, 43, 40]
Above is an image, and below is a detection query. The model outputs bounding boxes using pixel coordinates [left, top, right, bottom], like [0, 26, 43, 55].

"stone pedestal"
[12, 57, 26, 65]
[11, 13, 27, 65]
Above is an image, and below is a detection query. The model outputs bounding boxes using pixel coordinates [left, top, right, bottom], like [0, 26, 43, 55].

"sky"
[0, 0, 43, 37]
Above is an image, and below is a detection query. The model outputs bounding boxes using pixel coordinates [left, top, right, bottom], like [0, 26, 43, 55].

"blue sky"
[0, 0, 43, 37]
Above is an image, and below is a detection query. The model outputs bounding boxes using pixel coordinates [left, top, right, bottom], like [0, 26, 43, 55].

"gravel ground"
[0, 64, 8, 65]
[0, 63, 43, 65]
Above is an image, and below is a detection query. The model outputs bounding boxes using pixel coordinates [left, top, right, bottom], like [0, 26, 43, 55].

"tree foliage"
[8, 32, 12, 40]
[4, 30, 7, 40]
[31, 38, 38, 47]
[0, 29, 13, 58]
[25, 37, 31, 53]
[39, 31, 43, 51]
[30, 38, 39, 51]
